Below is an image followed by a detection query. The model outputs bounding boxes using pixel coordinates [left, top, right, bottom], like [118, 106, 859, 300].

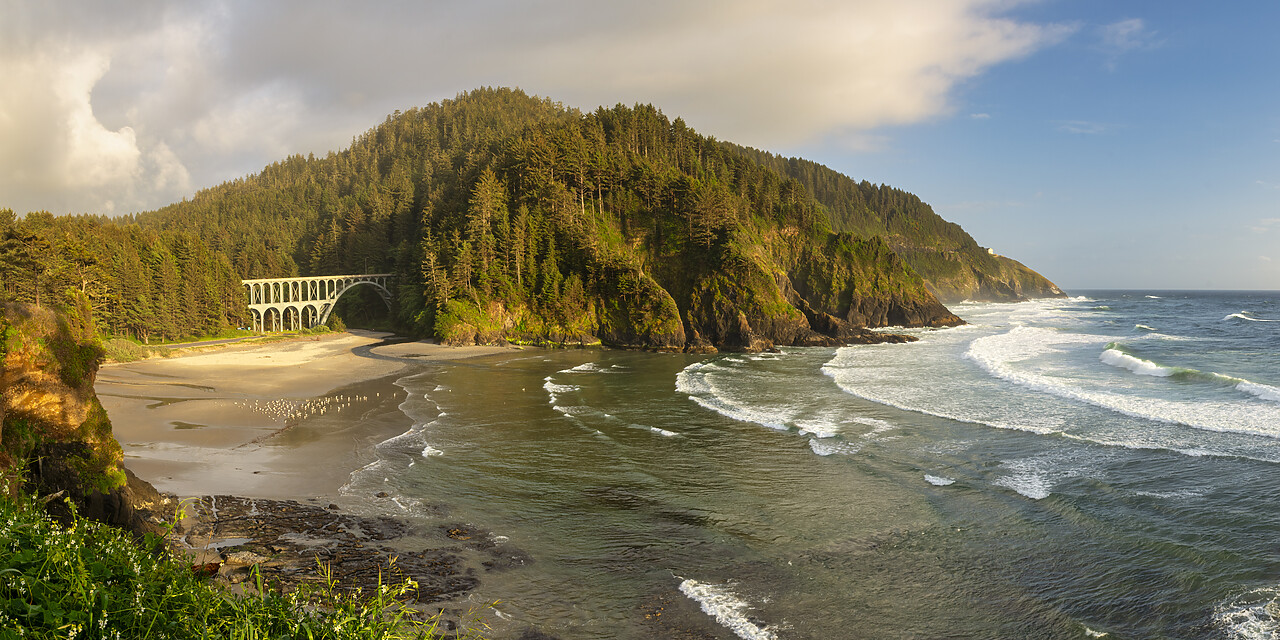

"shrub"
[0, 492, 487, 639]
[100, 338, 149, 363]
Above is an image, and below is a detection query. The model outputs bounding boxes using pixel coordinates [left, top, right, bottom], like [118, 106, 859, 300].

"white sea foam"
[375, 418, 442, 451]
[1134, 323, 1157, 331]
[1146, 295, 1162, 299]
[826, 334, 1067, 434]
[1215, 587, 1280, 640]
[995, 472, 1052, 500]
[965, 327, 1280, 438]
[543, 380, 580, 395]
[1225, 311, 1277, 322]
[678, 578, 778, 640]
[822, 347, 1062, 437]
[793, 418, 840, 438]
[1133, 488, 1205, 499]
[992, 455, 1081, 500]
[562, 362, 608, 373]
[1099, 347, 1176, 377]
[676, 361, 794, 430]
[808, 439, 862, 456]
[421, 445, 443, 457]
[650, 427, 679, 437]
[924, 474, 956, 486]
[1238, 381, 1280, 403]
[553, 405, 595, 417]
[850, 416, 895, 437]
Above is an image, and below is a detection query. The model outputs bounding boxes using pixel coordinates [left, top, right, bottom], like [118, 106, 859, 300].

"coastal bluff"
[0, 302, 168, 533]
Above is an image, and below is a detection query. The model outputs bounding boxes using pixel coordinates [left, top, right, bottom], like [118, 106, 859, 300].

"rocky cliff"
[132, 89, 978, 352]
[1, 302, 166, 533]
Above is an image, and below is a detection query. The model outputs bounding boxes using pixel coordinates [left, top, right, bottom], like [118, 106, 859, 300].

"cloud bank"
[0, 0, 1068, 215]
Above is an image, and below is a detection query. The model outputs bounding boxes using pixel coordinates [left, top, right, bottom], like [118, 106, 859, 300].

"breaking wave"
[1225, 311, 1276, 322]
[1099, 345, 1177, 377]
[678, 578, 778, 640]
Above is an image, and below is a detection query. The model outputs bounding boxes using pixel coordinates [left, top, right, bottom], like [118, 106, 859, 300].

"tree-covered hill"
[3, 88, 1060, 349]
[132, 88, 975, 351]
[726, 147, 1062, 302]
[0, 209, 246, 342]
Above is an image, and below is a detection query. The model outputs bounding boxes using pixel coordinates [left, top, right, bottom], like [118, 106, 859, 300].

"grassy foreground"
[0, 491, 486, 639]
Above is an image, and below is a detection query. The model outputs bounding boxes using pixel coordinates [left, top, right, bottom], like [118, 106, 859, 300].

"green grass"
[0, 491, 489, 639]
[100, 339, 172, 363]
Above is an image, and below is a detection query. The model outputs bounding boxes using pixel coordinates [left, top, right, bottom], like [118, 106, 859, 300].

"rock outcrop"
[1, 302, 169, 535]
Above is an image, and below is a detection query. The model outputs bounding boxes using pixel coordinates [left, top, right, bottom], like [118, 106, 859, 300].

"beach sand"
[96, 330, 515, 501]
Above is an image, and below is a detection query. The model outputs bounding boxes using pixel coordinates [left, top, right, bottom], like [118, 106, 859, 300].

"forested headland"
[0, 88, 1060, 351]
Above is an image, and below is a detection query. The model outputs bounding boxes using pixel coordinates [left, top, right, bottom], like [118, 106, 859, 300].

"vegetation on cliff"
[0, 301, 123, 497]
[728, 148, 1063, 302]
[0, 209, 246, 343]
[133, 88, 963, 350]
[0, 88, 1059, 346]
[0, 303, 477, 638]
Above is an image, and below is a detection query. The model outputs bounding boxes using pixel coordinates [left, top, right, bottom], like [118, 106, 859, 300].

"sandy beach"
[96, 330, 515, 501]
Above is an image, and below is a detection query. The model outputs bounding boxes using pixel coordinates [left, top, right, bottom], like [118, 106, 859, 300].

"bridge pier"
[242, 274, 395, 333]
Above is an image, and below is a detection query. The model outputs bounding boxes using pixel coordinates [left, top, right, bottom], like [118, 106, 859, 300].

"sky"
[1, 0, 1277, 290]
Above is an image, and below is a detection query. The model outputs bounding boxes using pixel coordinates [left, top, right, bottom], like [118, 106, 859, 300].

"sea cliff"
[0, 302, 165, 532]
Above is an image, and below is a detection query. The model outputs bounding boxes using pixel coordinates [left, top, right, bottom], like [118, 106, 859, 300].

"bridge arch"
[316, 279, 394, 326]
[241, 273, 395, 332]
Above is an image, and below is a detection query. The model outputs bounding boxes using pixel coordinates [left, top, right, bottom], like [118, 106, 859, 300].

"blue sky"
[1, 1, 1276, 290]
[788, 1, 1280, 290]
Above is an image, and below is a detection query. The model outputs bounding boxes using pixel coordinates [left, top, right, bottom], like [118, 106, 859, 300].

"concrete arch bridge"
[242, 274, 395, 332]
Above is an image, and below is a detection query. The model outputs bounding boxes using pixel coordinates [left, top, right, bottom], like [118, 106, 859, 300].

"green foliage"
[8, 87, 967, 349]
[434, 299, 505, 345]
[0, 212, 247, 342]
[0, 304, 126, 493]
[723, 144, 1058, 299]
[0, 492, 486, 639]
[116, 88, 952, 346]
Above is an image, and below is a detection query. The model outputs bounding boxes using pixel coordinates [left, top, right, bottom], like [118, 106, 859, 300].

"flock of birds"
[232, 392, 383, 424]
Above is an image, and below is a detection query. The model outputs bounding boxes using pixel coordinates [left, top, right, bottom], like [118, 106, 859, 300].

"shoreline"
[96, 330, 531, 622]
[97, 330, 515, 502]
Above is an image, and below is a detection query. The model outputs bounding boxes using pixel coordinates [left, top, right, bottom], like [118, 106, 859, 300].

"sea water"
[340, 291, 1280, 639]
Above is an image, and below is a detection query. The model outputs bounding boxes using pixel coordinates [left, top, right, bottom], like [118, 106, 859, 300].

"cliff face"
[386, 96, 964, 352]
[137, 89, 974, 352]
[725, 146, 1064, 304]
[0, 303, 164, 532]
[891, 247, 1065, 303]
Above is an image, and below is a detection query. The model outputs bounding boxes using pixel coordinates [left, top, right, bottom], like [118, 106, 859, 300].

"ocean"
[339, 291, 1280, 639]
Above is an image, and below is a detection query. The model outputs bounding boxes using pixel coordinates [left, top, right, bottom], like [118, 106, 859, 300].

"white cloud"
[0, 0, 1072, 215]
[1097, 18, 1160, 70]
[1249, 217, 1280, 233]
[0, 46, 144, 213]
[57, 52, 141, 189]
[493, 0, 1072, 147]
[971, 113, 992, 119]
[1100, 18, 1152, 53]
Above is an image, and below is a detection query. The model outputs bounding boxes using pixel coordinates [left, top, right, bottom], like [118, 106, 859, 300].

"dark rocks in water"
[179, 495, 529, 606]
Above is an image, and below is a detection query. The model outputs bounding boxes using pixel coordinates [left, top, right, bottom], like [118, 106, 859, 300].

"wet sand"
[96, 330, 516, 501]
